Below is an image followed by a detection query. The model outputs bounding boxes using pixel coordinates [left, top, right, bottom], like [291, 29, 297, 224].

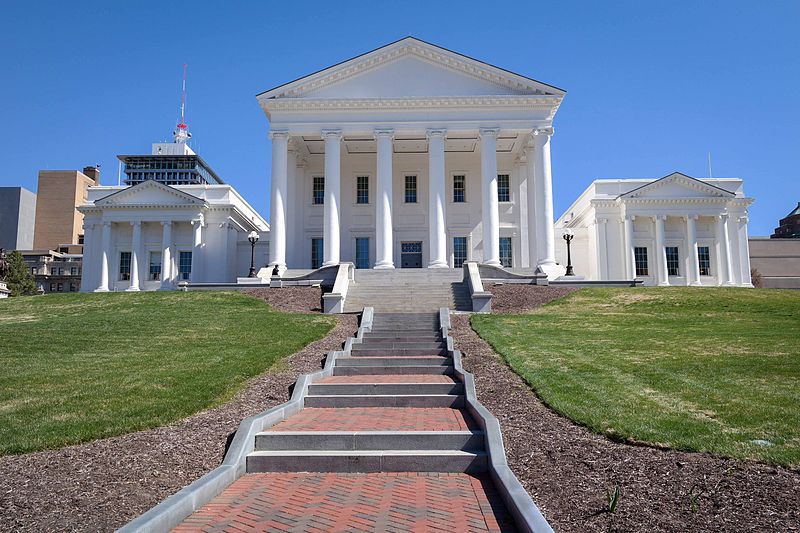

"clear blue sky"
[1, 1, 797, 236]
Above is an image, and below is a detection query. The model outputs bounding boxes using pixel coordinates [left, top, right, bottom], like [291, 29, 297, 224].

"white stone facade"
[78, 181, 268, 291]
[554, 173, 754, 287]
[259, 37, 565, 275]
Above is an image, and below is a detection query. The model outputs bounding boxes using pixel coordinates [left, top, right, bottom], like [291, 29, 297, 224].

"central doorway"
[401, 241, 423, 268]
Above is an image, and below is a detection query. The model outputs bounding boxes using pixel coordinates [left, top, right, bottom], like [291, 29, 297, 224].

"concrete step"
[334, 365, 453, 376]
[363, 334, 443, 342]
[246, 449, 487, 473]
[304, 394, 464, 408]
[308, 382, 463, 395]
[367, 329, 441, 336]
[350, 348, 448, 357]
[336, 356, 451, 367]
[356, 340, 445, 348]
[254, 430, 483, 451]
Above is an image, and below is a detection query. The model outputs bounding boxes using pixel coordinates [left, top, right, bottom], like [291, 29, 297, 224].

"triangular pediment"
[620, 172, 735, 200]
[95, 180, 206, 207]
[258, 37, 564, 100]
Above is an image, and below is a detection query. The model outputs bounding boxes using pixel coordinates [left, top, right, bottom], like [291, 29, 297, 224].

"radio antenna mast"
[173, 64, 191, 143]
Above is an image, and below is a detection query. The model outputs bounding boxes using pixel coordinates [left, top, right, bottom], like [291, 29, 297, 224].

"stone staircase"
[245, 312, 487, 474]
[343, 269, 472, 313]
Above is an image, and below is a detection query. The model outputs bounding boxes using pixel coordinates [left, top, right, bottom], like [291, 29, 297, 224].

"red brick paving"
[316, 375, 456, 384]
[267, 407, 477, 432]
[173, 472, 516, 532]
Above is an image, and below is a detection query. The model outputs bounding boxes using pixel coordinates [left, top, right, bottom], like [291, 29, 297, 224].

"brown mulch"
[454, 284, 800, 532]
[0, 288, 357, 533]
[243, 286, 323, 313]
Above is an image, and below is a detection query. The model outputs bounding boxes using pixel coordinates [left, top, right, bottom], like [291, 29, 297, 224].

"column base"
[93, 287, 109, 293]
[321, 260, 340, 268]
[125, 287, 141, 292]
[657, 282, 671, 287]
[483, 260, 502, 267]
[158, 285, 174, 291]
[373, 262, 395, 269]
[690, 281, 703, 287]
[427, 260, 449, 269]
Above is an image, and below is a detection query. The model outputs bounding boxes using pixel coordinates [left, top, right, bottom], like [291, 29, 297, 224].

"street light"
[562, 229, 575, 276]
[247, 231, 259, 278]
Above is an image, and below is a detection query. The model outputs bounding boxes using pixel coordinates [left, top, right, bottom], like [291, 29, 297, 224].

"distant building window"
[31, 267, 37, 275]
[49, 283, 56, 292]
[453, 175, 466, 203]
[70, 267, 78, 276]
[311, 238, 323, 269]
[57, 283, 63, 292]
[149, 252, 162, 281]
[634, 247, 648, 276]
[698, 246, 711, 276]
[499, 237, 512, 267]
[405, 175, 417, 203]
[497, 174, 510, 202]
[355, 237, 370, 269]
[313, 176, 324, 205]
[179, 251, 192, 280]
[59, 247, 68, 254]
[453, 237, 468, 268]
[666, 246, 680, 276]
[70, 283, 77, 292]
[356, 176, 369, 204]
[78, 234, 84, 245]
[119, 252, 132, 281]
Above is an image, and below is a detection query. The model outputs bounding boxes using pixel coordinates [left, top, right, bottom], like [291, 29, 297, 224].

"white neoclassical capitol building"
[79, 37, 753, 291]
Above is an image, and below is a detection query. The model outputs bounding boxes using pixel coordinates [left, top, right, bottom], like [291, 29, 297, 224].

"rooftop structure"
[771, 202, 800, 238]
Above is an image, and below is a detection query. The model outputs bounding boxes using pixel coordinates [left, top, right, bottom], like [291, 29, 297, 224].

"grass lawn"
[471, 288, 800, 468]
[0, 291, 334, 455]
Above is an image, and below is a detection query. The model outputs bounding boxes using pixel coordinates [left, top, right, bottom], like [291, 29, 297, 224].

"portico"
[258, 37, 565, 275]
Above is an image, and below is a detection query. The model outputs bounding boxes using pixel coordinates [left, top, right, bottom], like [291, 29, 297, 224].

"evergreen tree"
[4, 251, 36, 296]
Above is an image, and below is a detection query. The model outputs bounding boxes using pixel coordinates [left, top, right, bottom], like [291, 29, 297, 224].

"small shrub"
[750, 268, 763, 288]
[4, 251, 36, 296]
[606, 485, 621, 513]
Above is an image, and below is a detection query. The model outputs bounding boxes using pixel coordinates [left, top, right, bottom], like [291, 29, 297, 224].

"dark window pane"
[497, 174, 510, 202]
[634, 247, 649, 276]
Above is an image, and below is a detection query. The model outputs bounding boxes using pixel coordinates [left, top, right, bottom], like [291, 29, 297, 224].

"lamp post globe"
[247, 231, 259, 278]
[562, 229, 575, 276]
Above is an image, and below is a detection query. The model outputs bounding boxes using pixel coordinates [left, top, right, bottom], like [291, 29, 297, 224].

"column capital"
[623, 215, 635, 221]
[738, 215, 749, 223]
[102, 220, 112, 227]
[478, 127, 500, 139]
[161, 220, 173, 227]
[130, 220, 142, 227]
[595, 217, 608, 224]
[532, 127, 554, 137]
[191, 216, 205, 227]
[684, 214, 698, 221]
[654, 214, 667, 221]
[426, 128, 447, 139]
[268, 129, 290, 140]
[321, 129, 342, 140]
[373, 128, 395, 139]
[717, 213, 730, 221]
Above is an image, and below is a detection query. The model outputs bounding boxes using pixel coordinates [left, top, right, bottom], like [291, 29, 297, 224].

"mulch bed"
[454, 284, 800, 532]
[0, 288, 357, 532]
[243, 286, 323, 313]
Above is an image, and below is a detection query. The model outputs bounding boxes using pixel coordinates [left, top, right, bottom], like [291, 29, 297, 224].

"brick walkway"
[316, 375, 456, 384]
[266, 407, 477, 432]
[173, 472, 517, 532]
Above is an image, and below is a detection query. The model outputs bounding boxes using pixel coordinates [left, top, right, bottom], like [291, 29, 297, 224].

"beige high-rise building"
[33, 166, 100, 251]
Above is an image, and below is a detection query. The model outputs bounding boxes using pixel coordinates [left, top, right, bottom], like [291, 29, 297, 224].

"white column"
[685, 215, 701, 286]
[717, 213, 735, 286]
[322, 129, 341, 267]
[596, 217, 608, 280]
[738, 215, 753, 286]
[269, 130, 289, 273]
[532, 129, 556, 267]
[95, 221, 111, 292]
[80, 222, 95, 292]
[427, 128, 448, 268]
[374, 129, 395, 269]
[480, 128, 501, 266]
[191, 218, 203, 283]
[160, 221, 172, 290]
[127, 221, 141, 291]
[525, 145, 538, 268]
[654, 215, 669, 286]
[623, 215, 635, 279]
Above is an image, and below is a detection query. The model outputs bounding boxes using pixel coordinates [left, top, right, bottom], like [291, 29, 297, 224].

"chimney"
[82, 166, 100, 184]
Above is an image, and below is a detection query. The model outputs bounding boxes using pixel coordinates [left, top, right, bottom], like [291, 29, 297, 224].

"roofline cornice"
[262, 95, 562, 113]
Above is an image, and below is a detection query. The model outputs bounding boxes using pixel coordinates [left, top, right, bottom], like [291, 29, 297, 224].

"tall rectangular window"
[453, 175, 466, 203]
[356, 176, 369, 204]
[355, 237, 370, 269]
[311, 238, 323, 269]
[312, 176, 325, 205]
[405, 175, 417, 203]
[179, 251, 192, 280]
[453, 237, 468, 268]
[119, 251, 131, 281]
[497, 174, 510, 202]
[499, 237, 513, 267]
[634, 247, 648, 276]
[698, 246, 711, 276]
[149, 252, 162, 281]
[666, 246, 680, 276]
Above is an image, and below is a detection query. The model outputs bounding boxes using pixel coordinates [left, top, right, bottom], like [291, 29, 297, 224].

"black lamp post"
[562, 229, 575, 276]
[247, 231, 259, 277]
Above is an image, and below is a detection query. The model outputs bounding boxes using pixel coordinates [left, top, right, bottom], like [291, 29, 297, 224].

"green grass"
[471, 288, 800, 468]
[0, 292, 335, 455]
